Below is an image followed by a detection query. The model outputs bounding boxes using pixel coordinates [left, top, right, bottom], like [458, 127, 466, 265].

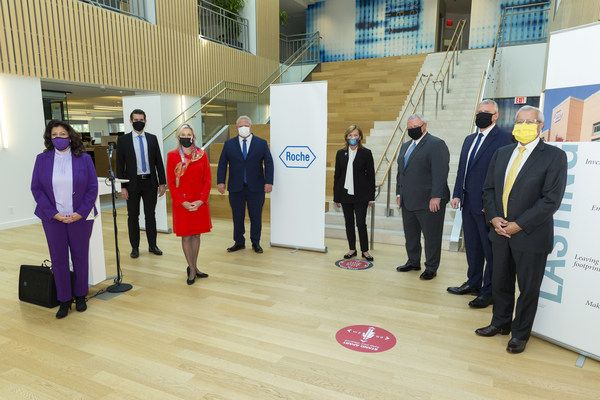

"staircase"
[324, 48, 494, 250]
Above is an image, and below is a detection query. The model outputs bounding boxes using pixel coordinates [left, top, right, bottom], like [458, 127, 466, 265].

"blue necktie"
[403, 142, 416, 167]
[466, 133, 483, 173]
[138, 134, 147, 173]
[242, 139, 247, 183]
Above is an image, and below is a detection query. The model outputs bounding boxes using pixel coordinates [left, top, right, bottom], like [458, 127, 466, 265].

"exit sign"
[515, 97, 527, 104]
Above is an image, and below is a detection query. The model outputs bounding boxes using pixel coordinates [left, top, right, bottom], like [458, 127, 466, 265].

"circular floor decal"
[335, 259, 373, 270]
[336, 325, 396, 353]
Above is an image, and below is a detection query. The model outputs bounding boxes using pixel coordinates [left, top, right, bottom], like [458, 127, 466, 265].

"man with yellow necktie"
[475, 106, 567, 354]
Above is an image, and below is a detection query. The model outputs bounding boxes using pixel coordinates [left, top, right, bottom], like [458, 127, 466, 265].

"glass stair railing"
[161, 31, 321, 161]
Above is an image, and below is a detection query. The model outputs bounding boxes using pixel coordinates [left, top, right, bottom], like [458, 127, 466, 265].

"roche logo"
[279, 146, 316, 168]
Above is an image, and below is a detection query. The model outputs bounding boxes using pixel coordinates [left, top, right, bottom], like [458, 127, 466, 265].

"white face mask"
[238, 126, 251, 138]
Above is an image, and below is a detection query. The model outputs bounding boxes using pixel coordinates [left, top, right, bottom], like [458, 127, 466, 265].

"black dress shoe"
[56, 300, 72, 319]
[506, 337, 527, 354]
[362, 252, 374, 262]
[419, 270, 436, 280]
[475, 324, 510, 337]
[396, 263, 421, 272]
[252, 243, 263, 253]
[227, 243, 245, 252]
[75, 296, 87, 312]
[187, 276, 196, 285]
[187, 266, 209, 279]
[343, 251, 357, 259]
[469, 295, 493, 308]
[130, 248, 139, 258]
[447, 282, 481, 296]
[149, 245, 163, 255]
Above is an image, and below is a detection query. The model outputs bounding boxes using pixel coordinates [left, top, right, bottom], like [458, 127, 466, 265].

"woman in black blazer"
[333, 125, 376, 261]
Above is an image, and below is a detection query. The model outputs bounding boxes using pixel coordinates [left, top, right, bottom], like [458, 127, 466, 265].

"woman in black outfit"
[333, 125, 376, 261]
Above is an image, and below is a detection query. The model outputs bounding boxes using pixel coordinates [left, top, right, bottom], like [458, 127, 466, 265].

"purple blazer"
[31, 150, 99, 221]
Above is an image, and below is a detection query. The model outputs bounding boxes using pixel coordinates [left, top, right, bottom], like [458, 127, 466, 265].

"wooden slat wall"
[549, 0, 600, 32]
[0, 0, 279, 96]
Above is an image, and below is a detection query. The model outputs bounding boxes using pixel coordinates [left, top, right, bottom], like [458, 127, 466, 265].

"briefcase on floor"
[18, 260, 59, 308]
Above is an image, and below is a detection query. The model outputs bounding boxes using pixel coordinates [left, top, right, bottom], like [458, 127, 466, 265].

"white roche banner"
[533, 143, 600, 361]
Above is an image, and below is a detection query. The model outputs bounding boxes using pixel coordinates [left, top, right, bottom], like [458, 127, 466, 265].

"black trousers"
[126, 179, 158, 249]
[401, 203, 446, 272]
[341, 202, 369, 252]
[491, 239, 547, 340]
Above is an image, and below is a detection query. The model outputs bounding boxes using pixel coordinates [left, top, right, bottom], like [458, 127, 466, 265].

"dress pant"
[42, 218, 94, 302]
[341, 202, 369, 252]
[229, 185, 265, 245]
[462, 191, 494, 296]
[491, 239, 548, 340]
[126, 178, 158, 249]
[401, 202, 446, 272]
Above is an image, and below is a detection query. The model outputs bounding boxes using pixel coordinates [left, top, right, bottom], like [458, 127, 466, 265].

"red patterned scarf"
[174, 146, 204, 187]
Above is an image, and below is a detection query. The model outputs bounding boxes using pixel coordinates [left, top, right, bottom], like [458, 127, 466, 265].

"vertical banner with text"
[270, 82, 328, 252]
[533, 143, 600, 360]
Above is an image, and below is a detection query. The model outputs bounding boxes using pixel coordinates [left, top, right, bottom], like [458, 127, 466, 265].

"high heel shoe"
[188, 266, 208, 278]
[75, 296, 87, 312]
[56, 300, 73, 319]
[186, 266, 196, 285]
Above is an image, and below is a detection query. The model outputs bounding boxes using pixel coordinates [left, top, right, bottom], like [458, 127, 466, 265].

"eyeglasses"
[515, 119, 541, 124]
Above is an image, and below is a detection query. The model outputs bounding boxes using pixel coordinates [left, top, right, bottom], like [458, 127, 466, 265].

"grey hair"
[479, 99, 498, 113]
[516, 105, 544, 123]
[236, 115, 252, 125]
[407, 113, 426, 123]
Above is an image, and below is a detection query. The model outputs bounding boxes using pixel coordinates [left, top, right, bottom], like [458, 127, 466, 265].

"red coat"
[167, 149, 212, 236]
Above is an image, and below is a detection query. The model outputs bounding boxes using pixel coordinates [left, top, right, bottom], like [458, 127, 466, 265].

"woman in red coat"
[167, 124, 212, 285]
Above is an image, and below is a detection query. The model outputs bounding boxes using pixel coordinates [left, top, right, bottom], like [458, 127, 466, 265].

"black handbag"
[18, 260, 59, 308]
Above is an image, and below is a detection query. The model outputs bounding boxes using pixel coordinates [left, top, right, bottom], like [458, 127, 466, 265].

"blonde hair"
[174, 123, 197, 150]
[343, 124, 364, 150]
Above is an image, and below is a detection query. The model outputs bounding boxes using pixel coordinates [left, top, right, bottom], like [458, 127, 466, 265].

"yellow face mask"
[512, 123, 539, 144]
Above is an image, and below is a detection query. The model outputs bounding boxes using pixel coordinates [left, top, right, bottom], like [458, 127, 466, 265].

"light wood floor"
[1, 210, 599, 399]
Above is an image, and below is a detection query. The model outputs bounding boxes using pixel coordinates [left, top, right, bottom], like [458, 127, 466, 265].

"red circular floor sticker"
[336, 325, 396, 353]
[335, 259, 373, 270]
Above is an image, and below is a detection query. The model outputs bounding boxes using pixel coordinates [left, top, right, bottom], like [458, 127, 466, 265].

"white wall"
[487, 43, 547, 98]
[240, 0, 257, 55]
[0, 74, 46, 229]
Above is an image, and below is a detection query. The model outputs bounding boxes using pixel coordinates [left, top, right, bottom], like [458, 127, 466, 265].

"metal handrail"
[492, 2, 551, 66]
[469, 68, 488, 133]
[373, 73, 430, 176]
[162, 32, 321, 141]
[432, 19, 466, 115]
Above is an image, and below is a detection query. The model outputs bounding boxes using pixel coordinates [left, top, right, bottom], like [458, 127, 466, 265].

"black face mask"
[132, 121, 146, 132]
[407, 125, 423, 140]
[179, 137, 193, 148]
[475, 112, 494, 129]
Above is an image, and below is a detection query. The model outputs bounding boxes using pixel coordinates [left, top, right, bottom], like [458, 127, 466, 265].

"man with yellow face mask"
[475, 105, 567, 354]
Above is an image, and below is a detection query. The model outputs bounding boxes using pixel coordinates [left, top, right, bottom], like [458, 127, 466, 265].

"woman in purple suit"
[31, 120, 98, 319]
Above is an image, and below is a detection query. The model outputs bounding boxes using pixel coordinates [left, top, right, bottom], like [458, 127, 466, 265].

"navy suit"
[217, 134, 274, 245]
[453, 125, 512, 296]
[483, 140, 567, 340]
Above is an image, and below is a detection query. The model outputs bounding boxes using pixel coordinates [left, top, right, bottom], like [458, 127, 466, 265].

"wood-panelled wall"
[549, 0, 600, 32]
[0, 0, 279, 96]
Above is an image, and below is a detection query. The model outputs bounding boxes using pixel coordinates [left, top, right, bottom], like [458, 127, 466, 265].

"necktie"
[403, 142, 416, 167]
[242, 139, 247, 183]
[138, 134, 147, 173]
[466, 133, 483, 172]
[502, 146, 526, 217]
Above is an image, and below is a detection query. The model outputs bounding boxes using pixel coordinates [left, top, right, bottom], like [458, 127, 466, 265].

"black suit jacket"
[482, 140, 567, 253]
[333, 147, 376, 204]
[396, 132, 450, 211]
[116, 131, 166, 193]
[453, 125, 513, 213]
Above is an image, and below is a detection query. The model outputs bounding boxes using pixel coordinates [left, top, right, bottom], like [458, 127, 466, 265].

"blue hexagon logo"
[279, 146, 316, 168]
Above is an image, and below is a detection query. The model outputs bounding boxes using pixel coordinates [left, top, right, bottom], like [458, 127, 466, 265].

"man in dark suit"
[448, 100, 513, 308]
[116, 109, 167, 258]
[217, 115, 274, 253]
[396, 113, 450, 280]
[476, 106, 567, 354]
